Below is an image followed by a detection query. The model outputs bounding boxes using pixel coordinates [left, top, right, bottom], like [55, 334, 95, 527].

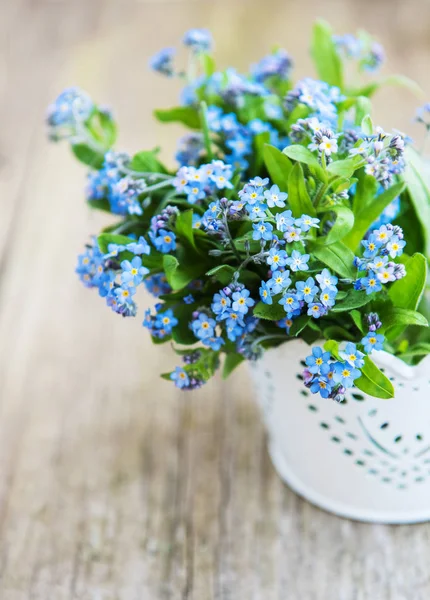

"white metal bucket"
[250, 339, 430, 523]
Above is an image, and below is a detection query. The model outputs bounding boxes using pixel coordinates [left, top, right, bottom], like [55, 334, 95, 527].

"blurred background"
[1, 1, 430, 598]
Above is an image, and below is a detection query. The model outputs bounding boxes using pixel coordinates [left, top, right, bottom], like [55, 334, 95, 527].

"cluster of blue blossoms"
[333, 33, 385, 71]
[86, 152, 148, 216]
[76, 236, 151, 317]
[304, 313, 385, 402]
[174, 160, 234, 203]
[354, 224, 406, 294]
[50, 23, 425, 398]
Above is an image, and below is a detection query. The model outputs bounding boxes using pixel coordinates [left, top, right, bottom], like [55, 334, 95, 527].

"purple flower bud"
[222, 286, 232, 296]
[393, 263, 406, 280]
[192, 311, 200, 319]
[367, 312, 382, 331]
[303, 369, 313, 386]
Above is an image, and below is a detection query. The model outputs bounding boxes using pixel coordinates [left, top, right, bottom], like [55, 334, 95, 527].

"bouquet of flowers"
[47, 22, 430, 402]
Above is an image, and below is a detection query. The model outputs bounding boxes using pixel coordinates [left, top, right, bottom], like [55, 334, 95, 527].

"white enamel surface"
[250, 340, 430, 523]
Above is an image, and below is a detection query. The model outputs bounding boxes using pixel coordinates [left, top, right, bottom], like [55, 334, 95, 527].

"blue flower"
[315, 268, 338, 291]
[252, 221, 274, 241]
[46, 87, 93, 133]
[209, 161, 233, 189]
[386, 235, 406, 258]
[153, 229, 177, 253]
[220, 309, 245, 329]
[98, 271, 116, 298]
[361, 332, 385, 353]
[246, 202, 267, 220]
[276, 210, 295, 232]
[361, 271, 382, 295]
[114, 284, 136, 305]
[120, 256, 149, 287]
[144, 273, 171, 297]
[339, 342, 365, 368]
[184, 294, 195, 305]
[296, 277, 318, 302]
[307, 303, 325, 318]
[284, 226, 302, 243]
[192, 214, 203, 229]
[332, 361, 361, 388]
[305, 347, 331, 374]
[264, 184, 287, 208]
[183, 28, 213, 53]
[259, 281, 273, 304]
[240, 185, 264, 205]
[211, 290, 232, 315]
[192, 313, 216, 339]
[277, 316, 294, 334]
[155, 309, 178, 333]
[319, 288, 337, 308]
[268, 270, 292, 294]
[266, 248, 288, 268]
[249, 176, 269, 188]
[170, 367, 190, 389]
[286, 250, 310, 272]
[127, 236, 151, 255]
[295, 215, 320, 232]
[310, 377, 333, 398]
[232, 289, 255, 314]
[373, 225, 393, 244]
[202, 336, 225, 351]
[361, 234, 382, 259]
[149, 48, 176, 76]
[279, 292, 300, 314]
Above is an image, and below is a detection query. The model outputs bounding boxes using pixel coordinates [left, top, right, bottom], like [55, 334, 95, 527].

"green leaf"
[154, 106, 200, 129]
[311, 20, 344, 89]
[171, 305, 196, 345]
[263, 144, 292, 189]
[175, 209, 197, 251]
[253, 300, 285, 321]
[403, 146, 430, 257]
[352, 172, 378, 213]
[206, 264, 235, 285]
[388, 252, 428, 310]
[163, 255, 200, 291]
[350, 310, 364, 333]
[310, 241, 356, 278]
[288, 163, 316, 217]
[199, 52, 215, 76]
[331, 289, 372, 313]
[254, 131, 271, 172]
[222, 353, 244, 379]
[354, 356, 395, 399]
[283, 144, 320, 168]
[380, 307, 428, 335]
[129, 150, 168, 173]
[361, 114, 374, 136]
[327, 157, 360, 178]
[289, 315, 310, 336]
[343, 181, 406, 251]
[320, 205, 355, 244]
[71, 144, 104, 169]
[97, 233, 134, 254]
[323, 339, 341, 360]
[323, 325, 355, 341]
[354, 96, 372, 126]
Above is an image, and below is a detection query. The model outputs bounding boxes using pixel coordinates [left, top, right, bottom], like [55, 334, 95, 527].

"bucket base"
[268, 441, 430, 525]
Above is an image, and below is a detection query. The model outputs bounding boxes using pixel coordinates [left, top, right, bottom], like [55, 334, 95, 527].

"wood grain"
[1, 1, 430, 598]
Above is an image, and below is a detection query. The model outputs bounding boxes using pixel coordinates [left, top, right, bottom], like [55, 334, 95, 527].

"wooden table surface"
[2, 1, 430, 598]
